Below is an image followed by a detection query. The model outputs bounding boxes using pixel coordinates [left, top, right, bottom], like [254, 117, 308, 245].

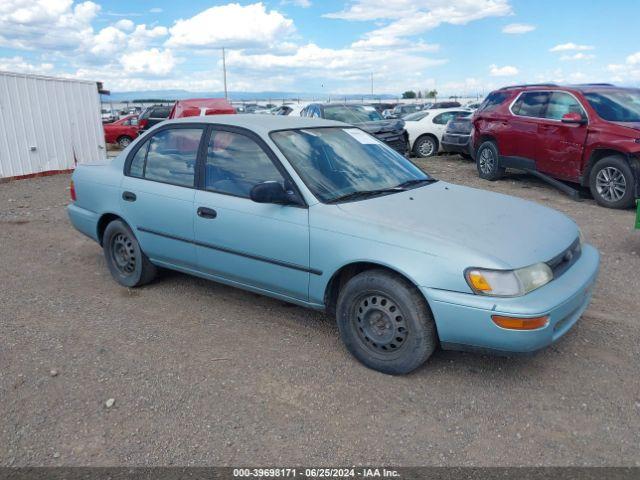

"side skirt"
[150, 258, 326, 311]
[499, 155, 582, 200]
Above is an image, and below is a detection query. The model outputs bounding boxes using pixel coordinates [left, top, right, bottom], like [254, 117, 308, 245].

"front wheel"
[336, 269, 438, 375]
[476, 141, 505, 180]
[589, 156, 636, 209]
[103, 220, 157, 287]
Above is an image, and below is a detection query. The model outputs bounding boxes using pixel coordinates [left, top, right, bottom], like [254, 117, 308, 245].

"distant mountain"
[102, 89, 399, 102]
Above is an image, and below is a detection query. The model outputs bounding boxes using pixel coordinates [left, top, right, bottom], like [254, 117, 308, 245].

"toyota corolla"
[68, 115, 600, 374]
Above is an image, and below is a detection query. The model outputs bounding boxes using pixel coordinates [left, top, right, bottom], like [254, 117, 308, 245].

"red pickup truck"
[472, 84, 640, 209]
[103, 114, 140, 148]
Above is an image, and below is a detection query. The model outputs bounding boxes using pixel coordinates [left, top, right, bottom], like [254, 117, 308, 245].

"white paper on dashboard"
[343, 128, 379, 144]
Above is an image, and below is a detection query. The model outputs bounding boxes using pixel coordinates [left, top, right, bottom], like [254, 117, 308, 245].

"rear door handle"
[197, 207, 217, 219]
[122, 191, 136, 202]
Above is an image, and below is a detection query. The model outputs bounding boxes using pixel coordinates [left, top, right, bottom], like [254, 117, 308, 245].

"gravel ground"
[1, 154, 639, 467]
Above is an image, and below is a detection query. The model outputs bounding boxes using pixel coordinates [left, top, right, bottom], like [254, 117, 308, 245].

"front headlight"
[465, 262, 553, 297]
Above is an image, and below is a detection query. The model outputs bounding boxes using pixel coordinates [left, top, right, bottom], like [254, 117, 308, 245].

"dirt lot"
[1, 154, 639, 466]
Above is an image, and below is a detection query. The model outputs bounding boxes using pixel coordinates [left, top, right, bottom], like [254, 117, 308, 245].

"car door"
[505, 91, 551, 165]
[535, 91, 589, 180]
[193, 127, 310, 301]
[120, 125, 206, 268]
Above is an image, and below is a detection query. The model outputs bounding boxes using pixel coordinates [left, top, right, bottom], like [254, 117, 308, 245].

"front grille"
[547, 237, 581, 278]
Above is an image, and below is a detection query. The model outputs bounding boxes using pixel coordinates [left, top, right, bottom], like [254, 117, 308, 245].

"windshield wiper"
[394, 178, 438, 189]
[327, 187, 405, 204]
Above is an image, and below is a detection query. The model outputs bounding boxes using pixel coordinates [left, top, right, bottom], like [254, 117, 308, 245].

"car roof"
[496, 83, 637, 94]
[165, 113, 347, 134]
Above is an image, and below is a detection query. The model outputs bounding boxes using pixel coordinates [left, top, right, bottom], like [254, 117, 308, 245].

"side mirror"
[250, 181, 292, 205]
[561, 112, 586, 125]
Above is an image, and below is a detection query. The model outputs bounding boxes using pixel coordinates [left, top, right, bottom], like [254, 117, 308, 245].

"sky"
[0, 0, 639, 96]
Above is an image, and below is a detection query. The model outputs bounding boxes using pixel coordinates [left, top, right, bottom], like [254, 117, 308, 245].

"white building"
[0, 71, 106, 179]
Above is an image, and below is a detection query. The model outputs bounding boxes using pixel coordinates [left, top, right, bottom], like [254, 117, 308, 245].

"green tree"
[426, 89, 438, 99]
[402, 90, 417, 99]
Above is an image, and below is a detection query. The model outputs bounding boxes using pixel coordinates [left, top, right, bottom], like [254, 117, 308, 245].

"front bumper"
[422, 244, 600, 354]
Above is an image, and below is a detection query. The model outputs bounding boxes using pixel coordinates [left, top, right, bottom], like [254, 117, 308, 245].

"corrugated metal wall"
[0, 71, 106, 178]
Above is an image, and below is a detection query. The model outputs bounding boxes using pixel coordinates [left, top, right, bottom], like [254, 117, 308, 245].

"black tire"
[412, 135, 438, 158]
[103, 220, 157, 287]
[589, 156, 636, 209]
[476, 141, 505, 180]
[117, 136, 133, 149]
[336, 269, 437, 375]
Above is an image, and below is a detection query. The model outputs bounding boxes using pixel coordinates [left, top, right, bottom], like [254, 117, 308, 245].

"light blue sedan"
[68, 115, 600, 374]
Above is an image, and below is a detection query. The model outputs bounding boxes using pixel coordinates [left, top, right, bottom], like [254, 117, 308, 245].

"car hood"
[335, 181, 578, 269]
[355, 119, 405, 134]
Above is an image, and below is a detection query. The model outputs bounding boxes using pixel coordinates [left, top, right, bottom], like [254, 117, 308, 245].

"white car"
[404, 108, 471, 158]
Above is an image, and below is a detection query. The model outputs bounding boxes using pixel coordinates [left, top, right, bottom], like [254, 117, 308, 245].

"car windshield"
[271, 127, 433, 203]
[403, 111, 429, 121]
[584, 90, 640, 122]
[323, 106, 383, 123]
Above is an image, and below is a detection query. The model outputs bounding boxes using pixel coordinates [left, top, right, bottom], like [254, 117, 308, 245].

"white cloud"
[607, 51, 640, 82]
[549, 42, 594, 52]
[280, 0, 312, 7]
[325, 0, 511, 55]
[166, 3, 294, 49]
[0, 55, 54, 73]
[502, 23, 535, 34]
[489, 64, 519, 76]
[149, 7, 163, 13]
[119, 48, 176, 76]
[560, 52, 595, 61]
[626, 52, 640, 65]
[114, 18, 134, 32]
[0, 0, 100, 51]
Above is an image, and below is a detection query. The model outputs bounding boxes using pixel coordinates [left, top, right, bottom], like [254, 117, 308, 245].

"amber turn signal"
[491, 315, 549, 330]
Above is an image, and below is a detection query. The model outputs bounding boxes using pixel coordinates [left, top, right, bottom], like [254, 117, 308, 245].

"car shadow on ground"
[155, 267, 562, 380]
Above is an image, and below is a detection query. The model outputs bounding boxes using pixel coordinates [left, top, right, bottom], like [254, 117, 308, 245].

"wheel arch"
[475, 134, 497, 153]
[97, 213, 127, 246]
[323, 261, 429, 318]
[582, 148, 636, 187]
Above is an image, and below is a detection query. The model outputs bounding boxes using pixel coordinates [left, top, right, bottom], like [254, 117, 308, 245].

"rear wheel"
[413, 135, 438, 158]
[589, 156, 636, 209]
[103, 220, 157, 287]
[476, 141, 505, 180]
[117, 136, 133, 148]
[336, 269, 437, 375]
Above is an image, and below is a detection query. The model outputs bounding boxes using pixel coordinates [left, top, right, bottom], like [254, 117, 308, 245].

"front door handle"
[122, 191, 137, 202]
[197, 207, 217, 219]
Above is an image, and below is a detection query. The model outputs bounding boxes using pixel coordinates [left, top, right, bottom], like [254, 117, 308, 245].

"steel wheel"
[595, 166, 626, 202]
[110, 232, 136, 275]
[479, 146, 495, 174]
[417, 137, 436, 157]
[118, 137, 132, 148]
[353, 293, 408, 354]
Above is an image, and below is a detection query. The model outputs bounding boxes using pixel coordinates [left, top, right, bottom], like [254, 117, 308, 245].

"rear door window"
[433, 111, 467, 125]
[511, 92, 551, 118]
[128, 128, 203, 187]
[545, 92, 587, 120]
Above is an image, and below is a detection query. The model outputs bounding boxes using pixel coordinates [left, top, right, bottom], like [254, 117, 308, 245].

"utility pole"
[222, 47, 228, 99]
[370, 72, 373, 96]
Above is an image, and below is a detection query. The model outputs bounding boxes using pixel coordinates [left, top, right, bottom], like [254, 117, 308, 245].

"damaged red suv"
[471, 84, 640, 208]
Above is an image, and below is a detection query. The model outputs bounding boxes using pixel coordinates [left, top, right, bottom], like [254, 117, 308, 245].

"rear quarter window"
[478, 91, 510, 113]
